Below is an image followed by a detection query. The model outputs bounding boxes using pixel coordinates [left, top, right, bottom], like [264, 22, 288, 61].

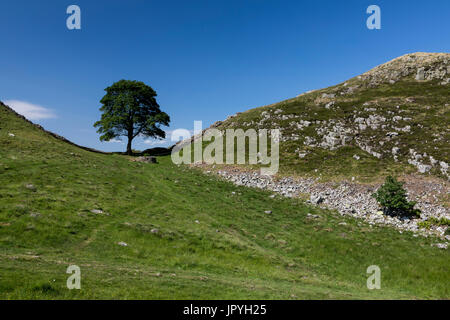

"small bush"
[372, 176, 421, 217]
[417, 221, 432, 229]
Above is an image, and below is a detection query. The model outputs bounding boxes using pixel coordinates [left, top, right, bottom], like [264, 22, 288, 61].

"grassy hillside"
[212, 53, 450, 182]
[0, 102, 448, 299]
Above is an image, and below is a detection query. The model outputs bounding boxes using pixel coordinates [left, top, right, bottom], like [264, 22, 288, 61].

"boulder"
[322, 93, 336, 99]
[132, 156, 157, 163]
[310, 195, 324, 205]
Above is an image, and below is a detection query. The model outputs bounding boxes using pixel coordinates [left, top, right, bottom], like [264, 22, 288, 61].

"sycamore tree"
[94, 80, 170, 155]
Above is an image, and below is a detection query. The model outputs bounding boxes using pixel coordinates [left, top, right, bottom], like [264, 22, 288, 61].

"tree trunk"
[126, 137, 133, 155]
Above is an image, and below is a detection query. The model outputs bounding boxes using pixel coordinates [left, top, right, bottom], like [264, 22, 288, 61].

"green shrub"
[417, 221, 432, 229]
[372, 176, 421, 217]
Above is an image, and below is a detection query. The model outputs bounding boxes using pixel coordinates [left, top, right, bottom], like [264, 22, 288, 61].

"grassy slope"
[216, 77, 450, 182]
[0, 104, 448, 299]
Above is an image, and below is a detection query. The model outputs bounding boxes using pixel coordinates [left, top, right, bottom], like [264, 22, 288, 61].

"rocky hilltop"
[359, 52, 450, 86]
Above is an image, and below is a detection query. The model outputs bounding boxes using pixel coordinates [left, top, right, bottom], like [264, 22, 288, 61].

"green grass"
[0, 104, 449, 299]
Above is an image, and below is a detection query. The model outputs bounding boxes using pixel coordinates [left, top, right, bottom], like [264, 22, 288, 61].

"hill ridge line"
[1, 101, 110, 154]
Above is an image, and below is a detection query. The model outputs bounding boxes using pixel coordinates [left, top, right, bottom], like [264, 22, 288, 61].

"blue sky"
[1, 0, 449, 151]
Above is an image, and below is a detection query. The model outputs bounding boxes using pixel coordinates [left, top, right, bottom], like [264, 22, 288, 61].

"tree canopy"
[372, 176, 420, 217]
[94, 80, 170, 155]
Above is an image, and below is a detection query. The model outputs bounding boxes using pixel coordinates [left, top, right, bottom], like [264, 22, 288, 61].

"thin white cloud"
[4, 100, 57, 120]
[105, 138, 123, 144]
[143, 139, 167, 146]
